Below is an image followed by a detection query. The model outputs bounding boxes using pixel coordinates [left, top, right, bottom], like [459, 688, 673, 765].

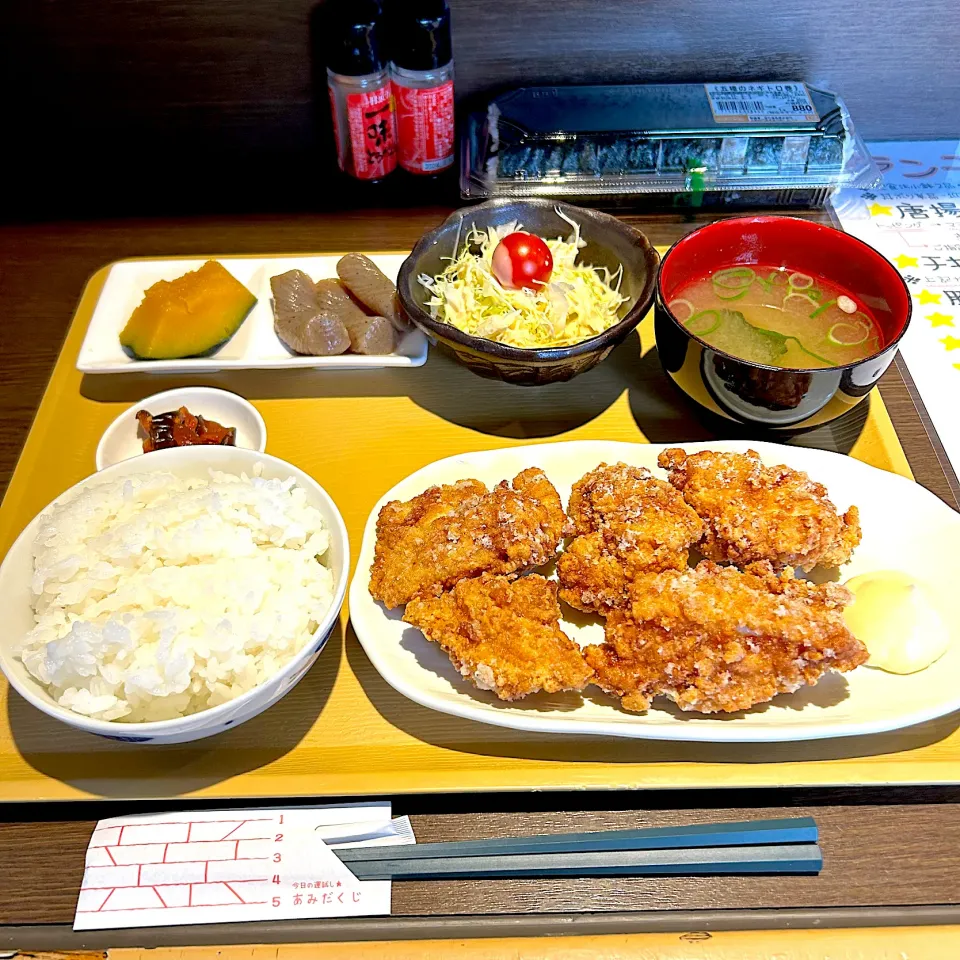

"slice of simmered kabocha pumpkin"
[120, 260, 257, 360]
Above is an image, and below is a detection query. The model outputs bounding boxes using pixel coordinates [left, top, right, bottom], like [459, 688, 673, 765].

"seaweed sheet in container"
[461, 82, 880, 208]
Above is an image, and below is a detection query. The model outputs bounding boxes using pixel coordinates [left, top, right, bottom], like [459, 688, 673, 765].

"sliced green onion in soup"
[668, 298, 695, 323]
[788, 272, 814, 289]
[783, 292, 819, 314]
[809, 298, 838, 319]
[715, 286, 750, 301]
[686, 309, 722, 335]
[827, 314, 873, 346]
[757, 271, 784, 294]
[712, 267, 756, 291]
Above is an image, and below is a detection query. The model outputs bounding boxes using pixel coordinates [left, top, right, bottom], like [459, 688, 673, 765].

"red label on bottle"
[345, 87, 397, 180]
[393, 79, 455, 174]
[329, 86, 344, 166]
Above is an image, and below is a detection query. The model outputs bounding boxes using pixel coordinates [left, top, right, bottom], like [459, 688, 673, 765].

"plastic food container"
[461, 82, 880, 208]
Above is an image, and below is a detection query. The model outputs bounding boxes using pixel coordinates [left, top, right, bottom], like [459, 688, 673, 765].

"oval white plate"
[349, 439, 960, 742]
[96, 386, 267, 470]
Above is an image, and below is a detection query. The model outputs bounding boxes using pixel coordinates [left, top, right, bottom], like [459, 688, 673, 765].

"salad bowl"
[397, 199, 659, 385]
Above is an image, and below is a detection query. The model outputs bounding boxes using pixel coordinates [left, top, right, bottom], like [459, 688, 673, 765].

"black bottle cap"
[325, 0, 387, 76]
[391, 0, 452, 71]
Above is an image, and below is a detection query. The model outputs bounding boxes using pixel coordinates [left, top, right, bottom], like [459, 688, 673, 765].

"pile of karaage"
[369, 450, 868, 714]
[369, 468, 594, 700]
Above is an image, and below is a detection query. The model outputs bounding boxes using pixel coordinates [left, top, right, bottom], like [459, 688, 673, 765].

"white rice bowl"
[17, 465, 336, 723]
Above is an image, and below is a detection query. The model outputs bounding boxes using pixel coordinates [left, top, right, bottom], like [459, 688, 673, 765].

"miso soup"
[668, 265, 882, 368]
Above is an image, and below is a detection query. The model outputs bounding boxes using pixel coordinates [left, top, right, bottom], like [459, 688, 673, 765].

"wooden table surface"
[1, 207, 959, 951]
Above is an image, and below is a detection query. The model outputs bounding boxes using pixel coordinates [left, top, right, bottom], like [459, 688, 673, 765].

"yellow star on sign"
[928, 312, 955, 328]
[868, 202, 893, 216]
[917, 289, 942, 305]
[940, 335, 960, 350]
[894, 254, 920, 268]
[955, 363, 960, 371]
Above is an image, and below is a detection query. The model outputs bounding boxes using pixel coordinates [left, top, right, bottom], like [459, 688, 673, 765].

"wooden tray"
[1, 252, 956, 803]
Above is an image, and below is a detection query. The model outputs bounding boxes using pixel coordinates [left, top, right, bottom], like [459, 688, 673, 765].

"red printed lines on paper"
[79, 817, 275, 913]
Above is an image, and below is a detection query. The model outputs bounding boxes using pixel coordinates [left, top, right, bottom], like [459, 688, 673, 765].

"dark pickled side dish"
[136, 407, 237, 452]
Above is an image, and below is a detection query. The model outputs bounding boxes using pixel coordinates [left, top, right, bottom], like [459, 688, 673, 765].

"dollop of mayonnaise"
[843, 571, 950, 674]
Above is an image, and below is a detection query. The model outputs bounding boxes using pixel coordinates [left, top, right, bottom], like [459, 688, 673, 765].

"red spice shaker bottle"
[389, 0, 455, 176]
[325, 0, 398, 181]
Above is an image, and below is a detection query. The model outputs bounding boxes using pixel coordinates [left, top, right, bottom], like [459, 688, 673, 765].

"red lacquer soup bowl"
[654, 216, 912, 429]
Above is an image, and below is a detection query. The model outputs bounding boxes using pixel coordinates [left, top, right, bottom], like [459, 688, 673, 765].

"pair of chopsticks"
[334, 816, 821, 880]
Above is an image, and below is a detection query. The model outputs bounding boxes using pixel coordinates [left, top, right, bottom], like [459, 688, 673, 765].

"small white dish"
[96, 386, 267, 471]
[0, 446, 349, 744]
[76, 254, 428, 373]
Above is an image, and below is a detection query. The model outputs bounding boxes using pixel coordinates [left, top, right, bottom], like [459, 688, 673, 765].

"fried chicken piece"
[404, 574, 594, 700]
[658, 448, 861, 571]
[559, 532, 668, 614]
[584, 560, 868, 714]
[566, 461, 694, 537]
[369, 467, 567, 609]
[557, 463, 704, 613]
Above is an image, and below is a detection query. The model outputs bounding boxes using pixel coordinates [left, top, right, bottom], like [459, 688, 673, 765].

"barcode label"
[704, 83, 819, 123]
[715, 99, 767, 114]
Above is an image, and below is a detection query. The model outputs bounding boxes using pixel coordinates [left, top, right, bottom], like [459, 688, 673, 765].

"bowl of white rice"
[0, 446, 348, 744]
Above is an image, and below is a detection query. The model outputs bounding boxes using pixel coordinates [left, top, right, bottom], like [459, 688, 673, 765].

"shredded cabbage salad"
[418, 209, 627, 349]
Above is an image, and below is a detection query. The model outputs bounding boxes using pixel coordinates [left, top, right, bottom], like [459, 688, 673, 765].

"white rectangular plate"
[76, 254, 428, 373]
[349, 440, 960, 743]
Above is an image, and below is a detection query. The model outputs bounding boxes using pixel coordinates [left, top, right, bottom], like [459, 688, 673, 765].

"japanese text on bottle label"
[347, 88, 397, 179]
[394, 80, 454, 174]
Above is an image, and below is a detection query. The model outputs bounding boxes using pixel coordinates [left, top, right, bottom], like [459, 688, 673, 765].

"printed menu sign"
[831, 140, 960, 474]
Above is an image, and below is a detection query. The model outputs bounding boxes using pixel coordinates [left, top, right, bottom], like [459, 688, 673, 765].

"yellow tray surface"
[1, 252, 954, 802]
[108, 926, 960, 960]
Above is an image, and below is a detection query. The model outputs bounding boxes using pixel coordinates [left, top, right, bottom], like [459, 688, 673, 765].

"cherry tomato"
[491, 232, 553, 291]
